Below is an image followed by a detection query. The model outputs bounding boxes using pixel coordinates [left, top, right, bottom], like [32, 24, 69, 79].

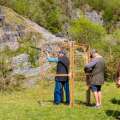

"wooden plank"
[69, 41, 75, 108]
[85, 45, 91, 105]
[50, 74, 70, 76]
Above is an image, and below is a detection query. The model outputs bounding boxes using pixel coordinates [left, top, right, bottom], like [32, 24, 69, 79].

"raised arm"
[46, 52, 58, 62]
[47, 57, 58, 62]
[85, 59, 98, 69]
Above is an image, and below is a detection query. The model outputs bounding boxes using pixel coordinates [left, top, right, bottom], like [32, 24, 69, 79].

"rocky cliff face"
[0, 5, 105, 88]
[0, 6, 67, 88]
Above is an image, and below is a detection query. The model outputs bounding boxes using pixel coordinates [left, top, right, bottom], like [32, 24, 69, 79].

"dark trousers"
[54, 80, 70, 104]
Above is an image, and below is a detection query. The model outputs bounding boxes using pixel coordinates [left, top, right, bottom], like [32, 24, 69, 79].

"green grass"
[0, 81, 119, 120]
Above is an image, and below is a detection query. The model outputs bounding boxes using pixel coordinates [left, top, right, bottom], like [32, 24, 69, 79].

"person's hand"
[69, 72, 72, 77]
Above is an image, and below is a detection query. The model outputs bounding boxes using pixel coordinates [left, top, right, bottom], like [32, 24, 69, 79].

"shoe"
[53, 102, 61, 105]
[65, 102, 70, 105]
[92, 105, 101, 109]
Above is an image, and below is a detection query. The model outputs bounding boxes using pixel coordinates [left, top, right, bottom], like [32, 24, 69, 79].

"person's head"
[90, 49, 98, 58]
[58, 51, 66, 58]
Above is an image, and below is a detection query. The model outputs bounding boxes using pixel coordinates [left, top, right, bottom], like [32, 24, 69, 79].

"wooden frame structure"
[69, 41, 90, 108]
[40, 41, 90, 108]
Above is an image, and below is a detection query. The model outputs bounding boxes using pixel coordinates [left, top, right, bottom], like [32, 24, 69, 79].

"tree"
[60, 0, 73, 18]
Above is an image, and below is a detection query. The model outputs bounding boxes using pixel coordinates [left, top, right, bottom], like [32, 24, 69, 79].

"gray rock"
[25, 19, 67, 42]
[72, 9, 81, 19]
[85, 10, 104, 24]
[12, 53, 31, 73]
[11, 53, 52, 78]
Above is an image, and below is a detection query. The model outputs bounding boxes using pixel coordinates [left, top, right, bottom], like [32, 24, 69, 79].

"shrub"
[17, 37, 39, 67]
[9, 74, 26, 90]
[6, 0, 63, 33]
[113, 29, 120, 42]
[68, 16, 106, 44]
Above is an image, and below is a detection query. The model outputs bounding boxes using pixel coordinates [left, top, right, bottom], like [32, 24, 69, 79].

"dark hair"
[90, 49, 97, 54]
[58, 51, 66, 55]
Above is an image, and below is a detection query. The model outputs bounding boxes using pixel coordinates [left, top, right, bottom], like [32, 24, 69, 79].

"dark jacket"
[55, 56, 69, 81]
[85, 57, 105, 85]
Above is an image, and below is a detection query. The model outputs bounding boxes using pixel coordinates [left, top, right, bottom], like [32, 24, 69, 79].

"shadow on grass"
[110, 98, 120, 105]
[75, 100, 95, 107]
[37, 100, 54, 105]
[37, 99, 96, 107]
[37, 100, 70, 106]
[106, 110, 120, 120]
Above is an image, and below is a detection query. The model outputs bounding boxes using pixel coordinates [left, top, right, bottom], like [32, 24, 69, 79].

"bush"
[113, 29, 120, 42]
[73, 0, 120, 32]
[9, 74, 26, 90]
[6, 0, 63, 33]
[68, 16, 106, 44]
[0, 51, 12, 79]
[0, 0, 10, 5]
[17, 37, 39, 68]
[0, 52, 26, 90]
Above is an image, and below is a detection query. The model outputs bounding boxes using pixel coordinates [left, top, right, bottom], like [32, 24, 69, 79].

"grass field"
[0, 81, 119, 120]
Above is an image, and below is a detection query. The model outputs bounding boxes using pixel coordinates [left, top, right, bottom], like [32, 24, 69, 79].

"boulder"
[85, 10, 104, 25]
[12, 53, 31, 74]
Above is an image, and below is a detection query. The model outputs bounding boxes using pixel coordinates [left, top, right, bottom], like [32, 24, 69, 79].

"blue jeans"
[54, 80, 70, 104]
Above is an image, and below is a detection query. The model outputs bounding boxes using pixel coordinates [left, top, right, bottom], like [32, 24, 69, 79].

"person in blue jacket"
[47, 51, 70, 105]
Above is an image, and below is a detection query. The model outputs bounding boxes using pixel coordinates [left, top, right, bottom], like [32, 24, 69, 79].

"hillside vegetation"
[0, 0, 119, 79]
[0, 0, 120, 32]
[0, 1, 120, 119]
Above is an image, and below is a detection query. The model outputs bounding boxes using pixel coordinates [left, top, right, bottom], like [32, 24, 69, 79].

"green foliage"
[9, 0, 30, 16]
[17, 38, 39, 68]
[103, 0, 120, 22]
[69, 16, 106, 44]
[104, 43, 120, 82]
[86, 0, 104, 10]
[73, 0, 120, 31]
[0, 82, 119, 119]
[0, 0, 10, 5]
[9, 74, 26, 90]
[46, 8, 62, 33]
[103, 7, 113, 22]
[113, 29, 120, 42]
[1, 0, 120, 33]
[0, 51, 12, 78]
[0, 0, 120, 86]
[7, 0, 62, 33]
[0, 52, 14, 90]
[0, 48, 26, 91]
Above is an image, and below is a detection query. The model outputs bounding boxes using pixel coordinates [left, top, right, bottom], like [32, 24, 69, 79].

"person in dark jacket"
[84, 49, 105, 108]
[47, 51, 70, 105]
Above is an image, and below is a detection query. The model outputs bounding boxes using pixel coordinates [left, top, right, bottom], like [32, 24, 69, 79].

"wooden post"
[39, 50, 46, 105]
[69, 41, 75, 108]
[85, 46, 91, 105]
